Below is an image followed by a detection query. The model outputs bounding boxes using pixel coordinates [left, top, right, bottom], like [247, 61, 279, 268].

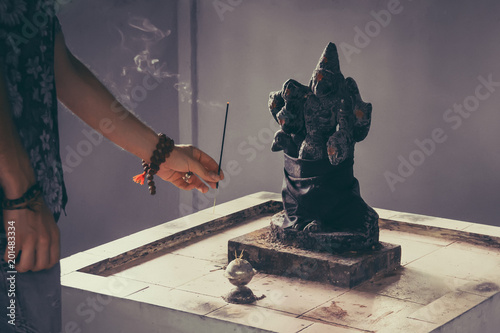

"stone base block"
[228, 226, 401, 288]
[270, 211, 380, 253]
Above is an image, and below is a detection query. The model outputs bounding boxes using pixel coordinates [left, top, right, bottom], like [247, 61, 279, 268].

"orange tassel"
[133, 171, 146, 185]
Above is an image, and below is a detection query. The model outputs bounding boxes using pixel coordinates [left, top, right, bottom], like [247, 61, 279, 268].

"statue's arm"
[345, 77, 372, 142]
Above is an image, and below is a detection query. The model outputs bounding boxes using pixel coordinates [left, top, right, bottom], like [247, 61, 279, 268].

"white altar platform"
[60, 192, 500, 333]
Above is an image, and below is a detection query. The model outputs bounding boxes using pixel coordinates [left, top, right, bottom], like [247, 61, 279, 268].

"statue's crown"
[314, 42, 341, 75]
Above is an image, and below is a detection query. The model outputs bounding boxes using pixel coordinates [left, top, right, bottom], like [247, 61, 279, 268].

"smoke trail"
[114, 17, 224, 112]
[173, 81, 225, 110]
[128, 17, 170, 42]
[133, 50, 178, 79]
[118, 17, 177, 81]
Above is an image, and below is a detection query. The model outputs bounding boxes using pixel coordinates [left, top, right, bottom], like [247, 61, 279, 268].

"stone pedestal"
[228, 226, 401, 288]
[60, 193, 500, 333]
[269, 211, 380, 253]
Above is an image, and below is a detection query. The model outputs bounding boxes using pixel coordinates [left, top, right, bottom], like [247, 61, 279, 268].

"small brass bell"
[222, 250, 265, 304]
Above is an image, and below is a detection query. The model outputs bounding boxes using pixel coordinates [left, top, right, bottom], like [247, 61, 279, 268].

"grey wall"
[57, 0, 179, 257]
[57, 0, 500, 258]
[192, 0, 500, 226]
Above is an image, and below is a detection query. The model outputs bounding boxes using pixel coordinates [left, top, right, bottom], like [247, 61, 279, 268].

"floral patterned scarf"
[0, 0, 67, 221]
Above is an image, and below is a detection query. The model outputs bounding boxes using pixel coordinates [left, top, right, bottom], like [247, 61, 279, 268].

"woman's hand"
[3, 201, 60, 273]
[156, 145, 224, 193]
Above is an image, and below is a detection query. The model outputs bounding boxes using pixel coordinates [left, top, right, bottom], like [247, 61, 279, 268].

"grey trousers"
[0, 238, 62, 333]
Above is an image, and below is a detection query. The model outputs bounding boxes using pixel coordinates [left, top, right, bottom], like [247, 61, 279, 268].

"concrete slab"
[300, 289, 422, 332]
[228, 226, 401, 288]
[61, 192, 500, 333]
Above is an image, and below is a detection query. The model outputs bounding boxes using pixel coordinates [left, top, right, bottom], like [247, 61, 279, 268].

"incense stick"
[213, 102, 230, 213]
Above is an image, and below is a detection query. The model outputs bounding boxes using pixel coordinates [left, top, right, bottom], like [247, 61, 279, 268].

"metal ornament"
[222, 250, 265, 304]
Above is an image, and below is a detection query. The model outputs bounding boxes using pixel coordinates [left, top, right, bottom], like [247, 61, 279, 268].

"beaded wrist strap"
[132, 133, 174, 195]
[1, 183, 43, 211]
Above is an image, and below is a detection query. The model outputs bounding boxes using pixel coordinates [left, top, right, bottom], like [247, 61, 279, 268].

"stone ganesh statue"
[269, 43, 379, 252]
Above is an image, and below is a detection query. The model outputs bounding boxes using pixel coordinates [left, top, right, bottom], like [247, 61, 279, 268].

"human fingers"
[42, 212, 61, 269]
[189, 159, 222, 184]
[170, 175, 195, 190]
[191, 176, 209, 193]
[180, 173, 209, 193]
[170, 172, 209, 193]
[16, 242, 36, 273]
[193, 148, 223, 177]
[33, 235, 50, 272]
[183, 170, 217, 191]
[34, 206, 60, 270]
[191, 148, 224, 182]
[49, 227, 60, 268]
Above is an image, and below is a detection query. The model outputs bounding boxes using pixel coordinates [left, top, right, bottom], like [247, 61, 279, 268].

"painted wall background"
[57, 0, 179, 257]
[57, 0, 500, 257]
[192, 0, 500, 228]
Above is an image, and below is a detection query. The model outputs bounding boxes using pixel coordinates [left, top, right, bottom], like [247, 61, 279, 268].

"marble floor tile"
[84, 227, 173, 258]
[379, 232, 443, 265]
[170, 230, 236, 265]
[355, 266, 469, 305]
[126, 285, 227, 316]
[457, 280, 500, 298]
[299, 322, 365, 333]
[60, 252, 108, 276]
[408, 291, 486, 325]
[61, 271, 150, 298]
[300, 289, 421, 332]
[445, 240, 500, 257]
[376, 317, 437, 333]
[113, 253, 220, 288]
[462, 223, 500, 238]
[250, 275, 346, 316]
[407, 244, 500, 282]
[208, 304, 311, 333]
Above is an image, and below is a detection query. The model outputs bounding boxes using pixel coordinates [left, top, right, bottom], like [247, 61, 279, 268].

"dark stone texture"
[268, 42, 379, 250]
[228, 226, 401, 288]
[222, 286, 265, 304]
[270, 211, 380, 253]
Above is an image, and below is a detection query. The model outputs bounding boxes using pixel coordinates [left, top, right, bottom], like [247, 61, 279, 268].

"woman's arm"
[0, 68, 60, 273]
[53, 31, 222, 193]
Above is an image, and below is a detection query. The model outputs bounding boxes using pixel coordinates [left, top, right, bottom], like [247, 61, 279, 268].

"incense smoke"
[121, 17, 176, 80]
[110, 17, 223, 112]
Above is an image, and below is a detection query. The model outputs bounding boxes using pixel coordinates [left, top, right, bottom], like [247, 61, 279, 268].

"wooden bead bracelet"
[133, 133, 174, 195]
[1, 183, 43, 211]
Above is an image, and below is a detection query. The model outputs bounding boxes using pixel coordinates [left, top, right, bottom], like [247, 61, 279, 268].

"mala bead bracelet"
[1, 183, 43, 211]
[133, 133, 174, 195]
